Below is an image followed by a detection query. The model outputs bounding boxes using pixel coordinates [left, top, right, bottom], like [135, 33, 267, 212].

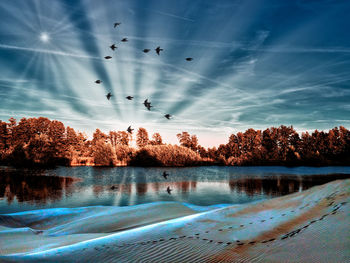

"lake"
[1, 166, 350, 214]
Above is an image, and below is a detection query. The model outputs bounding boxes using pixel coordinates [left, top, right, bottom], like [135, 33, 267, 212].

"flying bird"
[186, 57, 193, 61]
[143, 49, 150, 53]
[166, 186, 172, 195]
[104, 56, 112, 59]
[127, 126, 134, 134]
[126, 96, 134, 100]
[110, 44, 117, 51]
[143, 99, 152, 110]
[114, 22, 121, 28]
[162, 171, 169, 179]
[155, 46, 163, 55]
[164, 114, 172, 120]
[95, 80, 102, 84]
[110, 185, 118, 190]
[106, 92, 112, 100]
[121, 38, 128, 42]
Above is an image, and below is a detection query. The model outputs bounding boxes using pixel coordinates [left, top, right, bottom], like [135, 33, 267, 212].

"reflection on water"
[0, 166, 350, 213]
[0, 169, 77, 205]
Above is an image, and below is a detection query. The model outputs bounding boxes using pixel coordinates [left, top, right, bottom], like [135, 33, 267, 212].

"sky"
[0, 0, 349, 147]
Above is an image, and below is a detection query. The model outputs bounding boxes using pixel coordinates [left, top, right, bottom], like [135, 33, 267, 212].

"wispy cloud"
[0, 43, 101, 59]
[245, 46, 350, 53]
[141, 7, 194, 22]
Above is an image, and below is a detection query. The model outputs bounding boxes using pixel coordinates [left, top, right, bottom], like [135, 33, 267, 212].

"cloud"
[140, 7, 194, 22]
[245, 46, 350, 54]
[0, 43, 101, 59]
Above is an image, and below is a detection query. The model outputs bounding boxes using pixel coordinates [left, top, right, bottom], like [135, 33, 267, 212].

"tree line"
[0, 117, 349, 167]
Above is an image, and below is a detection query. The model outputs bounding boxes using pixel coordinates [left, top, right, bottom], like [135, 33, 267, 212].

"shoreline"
[1, 179, 349, 262]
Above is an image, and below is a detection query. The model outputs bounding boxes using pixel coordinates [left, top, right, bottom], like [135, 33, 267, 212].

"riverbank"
[0, 179, 349, 262]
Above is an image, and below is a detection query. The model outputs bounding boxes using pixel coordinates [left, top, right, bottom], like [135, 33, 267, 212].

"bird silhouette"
[162, 171, 169, 179]
[110, 44, 117, 51]
[155, 46, 163, 55]
[143, 49, 150, 53]
[110, 185, 118, 190]
[127, 126, 134, 134]
[186, 58, 193, 61]
[104, 56, 112, 59]
[121, 38, 128, 42]
[95, 80, 102, 84]
[143, 99, 153, 110]
[164, 114, 172, 120]
[166, 186, 172, 195]
[114, 22, 121, 28]
[126, 96, 134, 100]
[106, 92, 112, 100]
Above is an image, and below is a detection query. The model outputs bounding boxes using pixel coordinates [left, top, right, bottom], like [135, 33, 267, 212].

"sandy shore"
[0, 179, 349, 262]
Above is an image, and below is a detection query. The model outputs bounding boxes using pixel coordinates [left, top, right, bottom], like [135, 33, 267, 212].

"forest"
[0, 117, 349, 167]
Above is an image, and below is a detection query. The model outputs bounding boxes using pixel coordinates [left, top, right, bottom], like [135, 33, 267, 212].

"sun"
[39, 32, 50, 43]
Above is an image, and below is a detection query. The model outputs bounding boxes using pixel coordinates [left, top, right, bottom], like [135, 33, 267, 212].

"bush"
[129, 144, 204, 166]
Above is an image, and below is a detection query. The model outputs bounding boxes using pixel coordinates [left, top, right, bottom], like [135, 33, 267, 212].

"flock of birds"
[102, 22, 190, 195]
[96, 21, 194, 133]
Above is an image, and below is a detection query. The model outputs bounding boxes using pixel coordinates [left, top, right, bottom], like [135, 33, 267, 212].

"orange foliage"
[0, 117, 349, 167]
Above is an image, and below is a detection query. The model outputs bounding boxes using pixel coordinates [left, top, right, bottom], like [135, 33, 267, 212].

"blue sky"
[0, 0, 349, 146]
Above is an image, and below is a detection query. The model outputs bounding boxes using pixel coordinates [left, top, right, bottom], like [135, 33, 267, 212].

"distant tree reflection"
[228, 174, 348, 196]
[0, 169, 76, 204]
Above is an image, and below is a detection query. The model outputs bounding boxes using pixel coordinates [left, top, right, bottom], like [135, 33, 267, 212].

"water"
[1, 166, 350, 214]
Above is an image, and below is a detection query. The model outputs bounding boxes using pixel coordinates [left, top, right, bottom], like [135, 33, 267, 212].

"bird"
[155, 46, 163, 55]
[104, 56, 112, 59]
[162, 171, 169, 179]
[143, 49, 150, 53]
[121, 38, 128, 42]
[126, 96, 134, 100]
[106, 92, 112, 100]
[164, 114, 172, 120]
[166, 186, 172, 195]
[114, 22, 121, 28]
[95, 80, 102, 84]
[110, 185, 118, 190]
[110, 44, 117, 51]
[143, 99, 153, 110]
[127, 126, 134, 134]
[186, 57, 193, 61]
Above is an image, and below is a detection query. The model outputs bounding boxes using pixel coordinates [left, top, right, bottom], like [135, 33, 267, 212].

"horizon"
[0, 115, 347, 148]
[1, 0, 350, 148]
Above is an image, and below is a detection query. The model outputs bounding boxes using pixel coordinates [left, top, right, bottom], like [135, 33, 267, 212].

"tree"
[190, 135, 198, 152]
[197, 145, 208, 158]
[262, 128, 278, 162]
[66, 127, 78, 147]
[93, 139, 116, 166]
[150, 133, 163, 145]
[227, 134, 240, 158]
[177, 132, 191, 148]
[48, 120, 66, 159]
[136, 128, 149, 148]
[1, 116, 349, 167]
[92, 129, 108, 145]
[109, 131, 130, 147]
[176, 132, 198, 152]
[0, 120, 9, 152]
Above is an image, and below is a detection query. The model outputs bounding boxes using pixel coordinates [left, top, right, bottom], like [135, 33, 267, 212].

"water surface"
[1, 166, 350, 213]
